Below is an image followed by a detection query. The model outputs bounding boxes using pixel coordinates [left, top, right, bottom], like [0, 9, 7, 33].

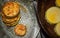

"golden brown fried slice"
[14, 24, 26, 36]
[2, 13, 20, 23]
[4, 15, 20, 26]
[3, 2, 20, 17]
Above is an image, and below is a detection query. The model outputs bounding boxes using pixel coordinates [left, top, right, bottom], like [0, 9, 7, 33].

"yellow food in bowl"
[56, 0, 60, 7]
[45, 7, 60, 24]
[54, 23, 60, 36]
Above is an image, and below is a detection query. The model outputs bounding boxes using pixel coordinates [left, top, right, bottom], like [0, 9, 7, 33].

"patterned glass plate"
[0, 0, 40, 38]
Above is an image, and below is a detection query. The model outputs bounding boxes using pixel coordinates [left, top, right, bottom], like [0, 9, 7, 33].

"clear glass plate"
[0, 0, 40, 38]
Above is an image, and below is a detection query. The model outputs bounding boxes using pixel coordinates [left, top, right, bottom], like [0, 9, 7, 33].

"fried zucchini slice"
[3, 2, 20, 17]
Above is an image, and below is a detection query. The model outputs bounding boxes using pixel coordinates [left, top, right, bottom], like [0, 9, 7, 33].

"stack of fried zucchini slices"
[2, 2, 20, 26]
